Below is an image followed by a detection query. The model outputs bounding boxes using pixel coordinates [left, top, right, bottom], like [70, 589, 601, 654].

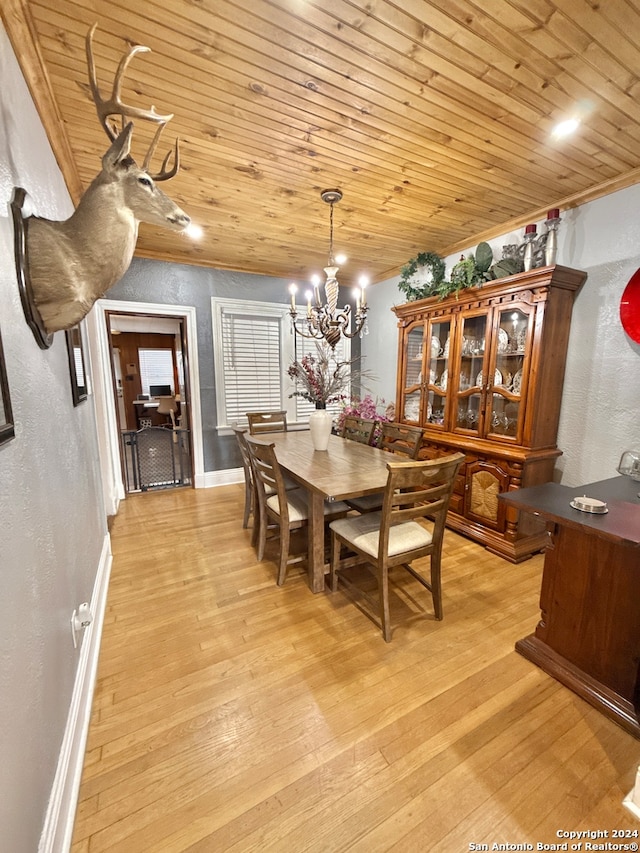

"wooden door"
[464, 459, 510, 530]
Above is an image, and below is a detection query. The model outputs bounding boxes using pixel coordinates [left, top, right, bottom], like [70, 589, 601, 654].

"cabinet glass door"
[425, 319, 451, 427]
[401, 322, 424, 423]
[488, 307, 531, 440]
[453, 312, 488, 435]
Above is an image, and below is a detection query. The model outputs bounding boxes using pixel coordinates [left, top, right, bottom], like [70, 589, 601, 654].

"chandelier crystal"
[288, 189, 369, 350]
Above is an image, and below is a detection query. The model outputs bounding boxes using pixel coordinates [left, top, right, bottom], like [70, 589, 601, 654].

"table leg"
[307, 491, 326, 593]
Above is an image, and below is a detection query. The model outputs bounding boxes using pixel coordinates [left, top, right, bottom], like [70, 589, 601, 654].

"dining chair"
[233, 426, 298, 547]
[247, 410, 288, 435]
[246, 436, 350, 586]
[329, 452, 465, 641]
[232, 426, 258, 546]
[379, 422, 423, 458]
[340, 415, 376, 445]
[345, 422, 424, 513]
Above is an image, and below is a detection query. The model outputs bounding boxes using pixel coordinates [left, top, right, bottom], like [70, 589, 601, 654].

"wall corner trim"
[623, 766, 640, 823]
[38, 534, 112, 853]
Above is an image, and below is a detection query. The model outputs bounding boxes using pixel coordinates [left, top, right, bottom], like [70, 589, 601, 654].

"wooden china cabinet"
[392, 265, 587, 562]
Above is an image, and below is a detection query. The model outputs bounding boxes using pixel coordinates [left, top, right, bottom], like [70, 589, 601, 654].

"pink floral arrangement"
[335, 394, 395, 446]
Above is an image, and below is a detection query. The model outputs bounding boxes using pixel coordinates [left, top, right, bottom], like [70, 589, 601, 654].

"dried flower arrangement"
[288, 342, 361, 407]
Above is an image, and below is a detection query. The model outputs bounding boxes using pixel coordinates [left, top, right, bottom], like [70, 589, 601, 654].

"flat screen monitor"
[150, 384, 172, 397]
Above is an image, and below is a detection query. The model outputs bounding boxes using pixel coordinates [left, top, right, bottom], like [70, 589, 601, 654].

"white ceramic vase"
[309, 405, 333, 451]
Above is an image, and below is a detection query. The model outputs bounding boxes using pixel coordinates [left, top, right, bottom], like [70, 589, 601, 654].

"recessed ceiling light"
[185, 223, 204, 240]
[552, 118, 580, 139]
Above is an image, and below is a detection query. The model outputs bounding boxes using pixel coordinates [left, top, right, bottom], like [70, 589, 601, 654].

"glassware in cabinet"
[404, 324, 424, 390]
[426, 319, 451, 427]
[453, 311, 487, 434]
[401, 322, 425, 422]
[487, 306, 532, 440]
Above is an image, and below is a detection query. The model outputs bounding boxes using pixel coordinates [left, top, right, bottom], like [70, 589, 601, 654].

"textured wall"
[555, 189, 640, 483]
[362, 191, 640, 487]
[108, 261, 292, 471]
[108, 260, 361, 472]
[0, 25, 107, 852]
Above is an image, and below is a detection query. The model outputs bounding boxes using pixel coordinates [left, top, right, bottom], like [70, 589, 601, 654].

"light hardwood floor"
[71, 485, 640, 852]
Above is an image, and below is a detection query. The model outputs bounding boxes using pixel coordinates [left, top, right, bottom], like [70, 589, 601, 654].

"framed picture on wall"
[0, 325, 15, 445]
[65, 324, 88, 406]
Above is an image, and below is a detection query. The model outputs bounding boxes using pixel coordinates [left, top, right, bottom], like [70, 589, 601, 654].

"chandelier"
[288, 189, 369, 350]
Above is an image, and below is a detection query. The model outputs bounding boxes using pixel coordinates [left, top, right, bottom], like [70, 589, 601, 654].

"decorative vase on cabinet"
[309, 404, 333, 451]
[392, 265, 587, 563]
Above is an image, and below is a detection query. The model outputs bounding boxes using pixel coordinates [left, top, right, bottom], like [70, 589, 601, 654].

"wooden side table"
[499, 476, 640, 738]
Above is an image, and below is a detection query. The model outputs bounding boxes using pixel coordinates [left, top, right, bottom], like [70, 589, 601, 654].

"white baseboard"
[196, 467, 244, 489]
[38, 534, 113, 853]
[624, 766, 640, 822]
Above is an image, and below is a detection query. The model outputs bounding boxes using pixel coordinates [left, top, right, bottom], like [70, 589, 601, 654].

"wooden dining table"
[266, 431, 396, 592]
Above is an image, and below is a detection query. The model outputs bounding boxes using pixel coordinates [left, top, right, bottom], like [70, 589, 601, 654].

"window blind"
[212, 297, 352, 430]
[73, 347, 85, 388]
[220, 311, 283, 424]
[138, 348, 174, 395]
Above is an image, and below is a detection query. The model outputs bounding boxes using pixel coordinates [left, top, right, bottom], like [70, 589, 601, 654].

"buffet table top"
[499, 475, 640, 546]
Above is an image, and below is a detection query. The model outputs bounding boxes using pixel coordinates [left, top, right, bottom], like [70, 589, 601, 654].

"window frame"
[211, 296, 350, 433]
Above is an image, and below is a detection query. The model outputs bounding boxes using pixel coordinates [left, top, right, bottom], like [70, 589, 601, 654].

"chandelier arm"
[336, 319, 366, 339]
[287, 188, 370, 349]
[332, 310, 350, 329]
[292, 323, 326, 341]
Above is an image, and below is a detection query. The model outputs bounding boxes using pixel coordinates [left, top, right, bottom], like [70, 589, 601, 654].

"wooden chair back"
[232, 426, 255, 536]
[246, 438, 290, 524]
[345, 423, 424, 513]
[379, 422, 423, 459]
[155, 395, 179, 442]
[246, 436, 350, 586]
[245, 436, 303, 585]
[247, 410, 288, 435]
[379, 453, 464, 562]
[341, 415, 375, 445]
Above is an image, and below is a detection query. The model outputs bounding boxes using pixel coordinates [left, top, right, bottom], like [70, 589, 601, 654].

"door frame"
[86, 299, 204, 515]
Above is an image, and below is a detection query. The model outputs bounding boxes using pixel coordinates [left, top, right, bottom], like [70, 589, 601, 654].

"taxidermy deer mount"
[11, 24, 191, 348]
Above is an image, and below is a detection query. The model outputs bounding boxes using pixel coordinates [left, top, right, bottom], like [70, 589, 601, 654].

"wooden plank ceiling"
[4, 0, 640, 285]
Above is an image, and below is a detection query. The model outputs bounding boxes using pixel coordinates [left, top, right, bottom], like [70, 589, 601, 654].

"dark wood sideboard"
[499, 476, 640, 738]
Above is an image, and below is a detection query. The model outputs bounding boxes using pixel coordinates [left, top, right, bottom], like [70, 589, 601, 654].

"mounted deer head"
[14, 24, 190, 341]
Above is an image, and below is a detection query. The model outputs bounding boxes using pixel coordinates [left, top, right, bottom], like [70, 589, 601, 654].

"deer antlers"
[85, 23, 180, 181]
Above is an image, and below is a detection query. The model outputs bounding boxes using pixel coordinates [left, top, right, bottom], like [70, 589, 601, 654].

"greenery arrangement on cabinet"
[397, 252, 447, 301]
[398, 242, 523, 303]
